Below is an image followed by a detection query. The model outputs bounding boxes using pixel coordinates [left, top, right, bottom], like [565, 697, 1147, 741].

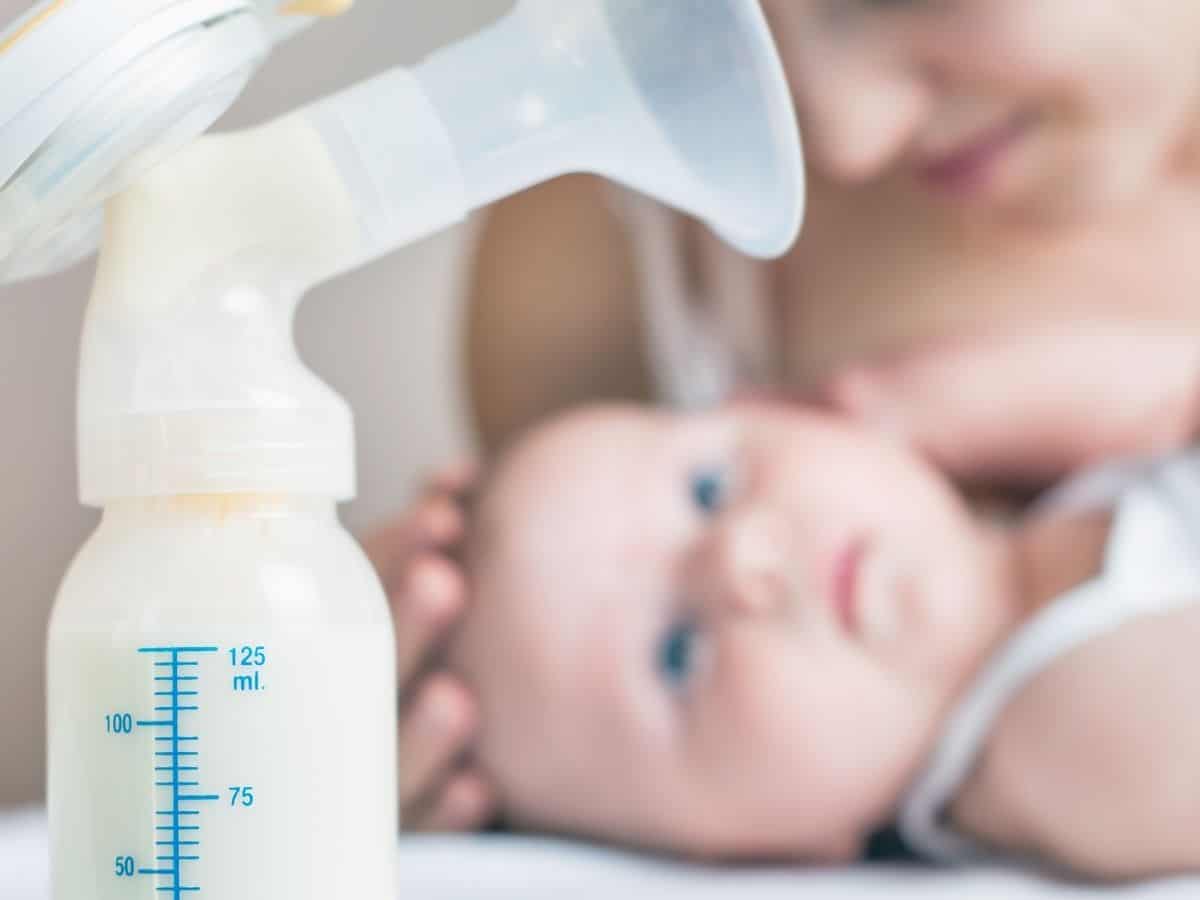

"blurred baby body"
[448, 403, 1200, 879]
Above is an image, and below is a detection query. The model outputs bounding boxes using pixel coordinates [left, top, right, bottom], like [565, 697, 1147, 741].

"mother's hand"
[361, 461, 496, 831]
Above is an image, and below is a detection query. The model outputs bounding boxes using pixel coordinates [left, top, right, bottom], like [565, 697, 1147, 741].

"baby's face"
[453, 405, 1005, 861]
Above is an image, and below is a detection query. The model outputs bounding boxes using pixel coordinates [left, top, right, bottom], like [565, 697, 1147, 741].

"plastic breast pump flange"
[0, 0, 805, 285]
[0, 0, 345, 283]
[406, 0, 806, 259]
[73, 0, 807, 508]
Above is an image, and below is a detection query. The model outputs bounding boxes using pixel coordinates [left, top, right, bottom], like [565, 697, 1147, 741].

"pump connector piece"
[78, 116, 364, 505]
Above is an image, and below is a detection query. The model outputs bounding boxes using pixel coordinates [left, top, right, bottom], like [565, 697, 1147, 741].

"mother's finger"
[424, 459, 480, 497]
[406, 771, 496, 833]
[399, 675, 478, 810]
[392, 556, 465, 688]
[363, 495, 465, 588]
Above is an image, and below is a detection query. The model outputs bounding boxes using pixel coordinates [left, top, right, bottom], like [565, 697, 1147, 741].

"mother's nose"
[793, 51, 931, 184]
[689, 509, 792, 619]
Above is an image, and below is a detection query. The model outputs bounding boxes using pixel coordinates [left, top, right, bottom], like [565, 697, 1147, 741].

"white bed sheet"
[5, 808, 1198, 899]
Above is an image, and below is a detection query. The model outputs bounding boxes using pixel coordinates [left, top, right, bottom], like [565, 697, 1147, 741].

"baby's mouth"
[831, 540, 865, 634]
[833, 540, 901, 644]
[856, 546, 902, 644]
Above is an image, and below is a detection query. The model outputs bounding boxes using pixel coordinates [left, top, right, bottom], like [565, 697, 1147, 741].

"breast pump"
[1, 1, 805, 897]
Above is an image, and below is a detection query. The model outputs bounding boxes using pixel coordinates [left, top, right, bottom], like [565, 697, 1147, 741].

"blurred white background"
[0, 0, 513, 806]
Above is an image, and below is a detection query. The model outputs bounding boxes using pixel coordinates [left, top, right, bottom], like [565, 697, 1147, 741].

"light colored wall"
[0, 0, 512, 807]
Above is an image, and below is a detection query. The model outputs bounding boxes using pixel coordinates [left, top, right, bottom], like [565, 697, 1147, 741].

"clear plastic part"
[308, 0, 805, 262]
[74, 0, 806, 504]
[0, 8, 270, 283]
[420, 0, 805, 256]
[1, 0, 802, 282]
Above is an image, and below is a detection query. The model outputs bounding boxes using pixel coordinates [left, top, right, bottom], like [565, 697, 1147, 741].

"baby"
[448, 403, 1200, 880]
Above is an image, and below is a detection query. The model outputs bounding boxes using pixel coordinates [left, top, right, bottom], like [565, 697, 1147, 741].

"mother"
[369, 0, 1200, 831]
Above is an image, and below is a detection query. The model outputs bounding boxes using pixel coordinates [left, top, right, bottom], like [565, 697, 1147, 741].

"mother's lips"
[914, 113, 1033, 194]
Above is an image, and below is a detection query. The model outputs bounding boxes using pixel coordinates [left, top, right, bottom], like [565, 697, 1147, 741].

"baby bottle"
[47, 499, 397, 899]
[45, 122, 398, 899]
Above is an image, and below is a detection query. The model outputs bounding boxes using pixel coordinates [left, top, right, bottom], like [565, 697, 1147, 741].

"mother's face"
[763, 0, 1200, 223]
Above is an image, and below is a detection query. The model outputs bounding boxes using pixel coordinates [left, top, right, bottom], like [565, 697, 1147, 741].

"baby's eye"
[690, 466, 730, 516]
[657, 620, 706, 690]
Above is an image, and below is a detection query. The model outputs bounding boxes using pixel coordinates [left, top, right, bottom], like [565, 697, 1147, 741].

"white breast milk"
[47, 496, 397, 900]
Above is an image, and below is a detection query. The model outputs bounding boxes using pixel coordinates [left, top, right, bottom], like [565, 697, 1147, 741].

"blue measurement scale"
[48, 623, 395, 899]
[103, 643, 266, 897]
[133, 646, 219, 897]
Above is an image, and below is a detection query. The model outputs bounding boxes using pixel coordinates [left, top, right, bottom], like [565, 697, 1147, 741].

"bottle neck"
[101, 494, 338, 525]
[79, 124, 359, 508]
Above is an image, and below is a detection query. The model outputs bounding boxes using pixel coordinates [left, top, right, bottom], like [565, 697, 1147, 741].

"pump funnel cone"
[413, 0, 804, 258]
[70, 1, 806, 504]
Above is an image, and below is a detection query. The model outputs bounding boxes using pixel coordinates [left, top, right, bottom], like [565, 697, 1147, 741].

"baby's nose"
[702, 509, 792, 619]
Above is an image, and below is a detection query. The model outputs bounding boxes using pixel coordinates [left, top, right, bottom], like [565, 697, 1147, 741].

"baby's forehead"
[461, 408, 682, 664]
[459, 403, 748, 654]
[511, 407, 674, 476]
[478, 408, 677, 522]
[468, 404, 757, 600]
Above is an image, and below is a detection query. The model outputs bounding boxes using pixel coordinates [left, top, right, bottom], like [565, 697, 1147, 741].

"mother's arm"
[819, 323, 1200, 489]
[466, 175, 654, 451]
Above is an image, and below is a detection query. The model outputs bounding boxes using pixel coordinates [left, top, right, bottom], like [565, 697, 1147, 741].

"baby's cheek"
[695, 640, 850, 828]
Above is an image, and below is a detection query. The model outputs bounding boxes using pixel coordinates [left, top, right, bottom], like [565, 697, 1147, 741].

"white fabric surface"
[5, 808, 1199, 899]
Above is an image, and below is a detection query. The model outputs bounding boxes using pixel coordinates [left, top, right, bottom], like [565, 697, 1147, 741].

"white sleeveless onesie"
[898, 449, 1200, 862]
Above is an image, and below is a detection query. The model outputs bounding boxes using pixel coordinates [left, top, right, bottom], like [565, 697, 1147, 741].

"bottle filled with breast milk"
[46, 122, 398, 900]
[48, 495, 397, 899]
